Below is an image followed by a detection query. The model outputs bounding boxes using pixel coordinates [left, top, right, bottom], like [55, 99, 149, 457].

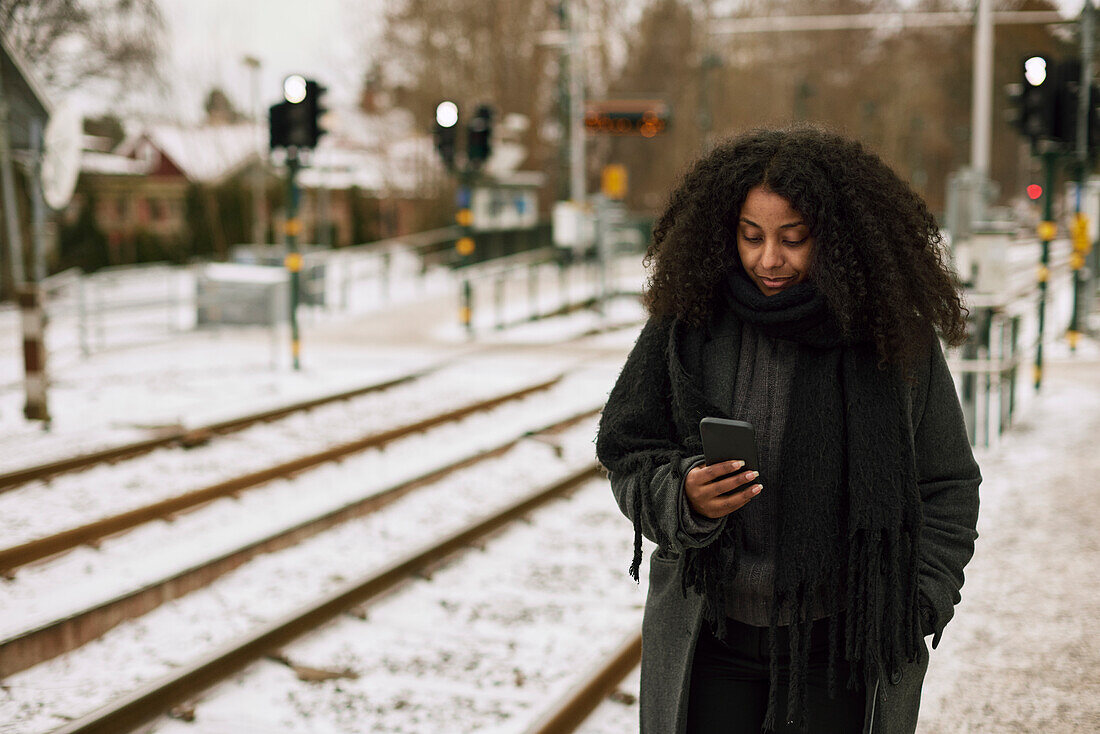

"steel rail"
[0, 407, 600, 678]
[523, 629, 642, 734]
[0, 368, 437, 492]
[0, 375, 563, 576]
[46, 463, 604, 734]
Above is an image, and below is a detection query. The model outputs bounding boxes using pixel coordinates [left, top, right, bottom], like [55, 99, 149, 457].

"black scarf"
[596, 271, 923, 730]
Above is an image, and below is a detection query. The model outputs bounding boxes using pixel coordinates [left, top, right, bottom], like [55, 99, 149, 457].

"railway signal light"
[1027, 183, 1043, 200]
[1051, 58, 1082, 145]
[284, 74, 307, 104]
[434, 100, 459, 171]
[269, 76, 326, 150]
[1008, 55, 1056, 144]
[303, 79, 328, 148]
[466, 104, 493, 168]
[1008, 56, 1100, 153]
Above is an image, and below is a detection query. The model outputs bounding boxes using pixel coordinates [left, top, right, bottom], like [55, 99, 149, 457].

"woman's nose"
[760, 241, 784, 270]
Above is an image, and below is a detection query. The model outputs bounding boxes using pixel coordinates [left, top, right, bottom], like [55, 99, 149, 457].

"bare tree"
[371, 0, 628, 203]
[365, 0, 1071, 219]
[1, 0, 164, 95]
[607, 0, 1071, 216]
[604, 0, 704, 211]
[204, 87, 245, 125]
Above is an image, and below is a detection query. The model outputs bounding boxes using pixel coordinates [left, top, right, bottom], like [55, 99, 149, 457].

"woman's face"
[736, 185, 815, 296]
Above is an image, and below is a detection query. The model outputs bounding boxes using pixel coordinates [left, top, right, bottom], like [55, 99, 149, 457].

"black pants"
[686, 618, 865, 733]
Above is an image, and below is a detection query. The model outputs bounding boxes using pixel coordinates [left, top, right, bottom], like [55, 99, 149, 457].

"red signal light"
[1027, 184, 1043, 200]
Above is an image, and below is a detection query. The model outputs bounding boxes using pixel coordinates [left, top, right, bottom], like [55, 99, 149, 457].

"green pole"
[1069, 164, 1088, 354]
[286, 149, 302, 371]
[1069, 0, 1095, 353]
[455, 170, 476, 335]
[1035, 150, 1057, 390]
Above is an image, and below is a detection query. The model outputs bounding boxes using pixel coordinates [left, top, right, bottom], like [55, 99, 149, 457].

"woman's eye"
[783, 238, 808, 246]
[742, 235, 763, 243]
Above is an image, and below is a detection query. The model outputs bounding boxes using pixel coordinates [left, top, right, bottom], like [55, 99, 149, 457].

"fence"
[450, 244, 643, 334]
[948, 235, 1079, 448]
[0, 223, 597, 384]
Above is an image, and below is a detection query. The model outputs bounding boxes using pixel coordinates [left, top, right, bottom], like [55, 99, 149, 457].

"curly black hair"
[644, 125, 968, 365]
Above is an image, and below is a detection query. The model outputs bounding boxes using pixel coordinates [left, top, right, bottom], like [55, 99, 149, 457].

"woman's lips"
[757, 274, 794, 289]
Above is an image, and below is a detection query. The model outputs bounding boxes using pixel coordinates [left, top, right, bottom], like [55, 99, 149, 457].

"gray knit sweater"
[679, 319, 833, 626]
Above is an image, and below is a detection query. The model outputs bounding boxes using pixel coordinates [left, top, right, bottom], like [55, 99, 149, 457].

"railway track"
[0, 405, 601, 679]
[0, 367, 436, 493]
[524, 630, 642, 734]
[0, 331, 644, 733]
[0, 375, 563, 577]
[38, 461, 606, 734]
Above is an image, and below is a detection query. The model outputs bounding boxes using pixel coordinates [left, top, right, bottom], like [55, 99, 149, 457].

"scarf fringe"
[845, 526, 923, 695]
[626, 455, 683, 582]
[629, 489, 644, 582]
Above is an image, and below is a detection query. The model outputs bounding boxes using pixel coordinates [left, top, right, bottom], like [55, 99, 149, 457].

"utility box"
[968, 231, 1014, 296]
[552, 200, 596, 256]
[230, 245, 326, 306]
[196, 263, 288, 326]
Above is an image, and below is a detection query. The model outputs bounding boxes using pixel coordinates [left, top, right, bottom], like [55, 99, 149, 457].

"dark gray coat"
[606, 321, 981, 733]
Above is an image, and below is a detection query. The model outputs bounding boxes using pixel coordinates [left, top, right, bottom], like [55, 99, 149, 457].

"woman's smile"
[755, 273, 798, 290]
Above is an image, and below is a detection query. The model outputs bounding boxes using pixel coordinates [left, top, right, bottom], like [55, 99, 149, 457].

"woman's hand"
[684, 460, 762, 519]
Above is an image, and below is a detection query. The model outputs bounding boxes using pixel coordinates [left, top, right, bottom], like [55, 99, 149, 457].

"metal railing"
[0, 224, 608, 387]
[948, 236, 1077, 447]
[449, 238, 646, 333]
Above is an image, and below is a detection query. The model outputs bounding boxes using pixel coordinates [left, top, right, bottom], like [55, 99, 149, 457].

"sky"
[127, 0, 1090, 123]
[147, 0, 382, 122]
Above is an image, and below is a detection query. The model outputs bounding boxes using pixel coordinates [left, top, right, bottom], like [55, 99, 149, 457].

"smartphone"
[699, 417, 760, 475]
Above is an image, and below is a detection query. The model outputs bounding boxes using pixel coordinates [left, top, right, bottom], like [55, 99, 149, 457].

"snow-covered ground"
[0, 255, 644, 473]
[0, 254, 647, 734]
[0, 421, 638, 733]
[0, 371, 613, 643]
[141, 447, 644, 734]
[1, 250, 1097, 733]
[0, 356, 580, 544]
[575, 349, 1100, 734]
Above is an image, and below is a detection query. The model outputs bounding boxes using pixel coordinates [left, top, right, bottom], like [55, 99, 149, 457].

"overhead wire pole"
[567, 0, 586, 208]
[30, 118, 47, 284]
[0, 69, 26, 290]
[971, 0, 994, 222]
[1036, 152, 1057, 390]
[24, 117, 49, 422]
[243, 55, 265, 248]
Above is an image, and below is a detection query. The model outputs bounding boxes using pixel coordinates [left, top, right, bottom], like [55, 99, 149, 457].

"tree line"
[374, 0, 1074, 217]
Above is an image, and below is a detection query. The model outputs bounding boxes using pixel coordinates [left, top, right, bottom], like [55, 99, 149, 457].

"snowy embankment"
[0, 354, 571, 546]
[0, 364, 615, 642]
[0, 418, 647, 734]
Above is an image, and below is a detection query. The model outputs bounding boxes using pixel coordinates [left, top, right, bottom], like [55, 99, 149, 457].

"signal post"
[432, 101, 493, 335]
[1007, 50, 1099, 389]
[268, 75, 326, 370]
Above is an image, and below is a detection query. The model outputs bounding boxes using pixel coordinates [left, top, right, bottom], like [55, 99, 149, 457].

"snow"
[574, 349, 1100, 734]
[0, 423, 642, 733]
[1, 246, 1097, 733]
[143, 473, 645, 734]
[199, 263, 288, 284]
[0, 368, 613, 639]
[114, 124, 261, 184]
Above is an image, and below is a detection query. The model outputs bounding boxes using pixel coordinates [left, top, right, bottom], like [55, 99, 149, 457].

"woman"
[596, 127, 980, 733]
